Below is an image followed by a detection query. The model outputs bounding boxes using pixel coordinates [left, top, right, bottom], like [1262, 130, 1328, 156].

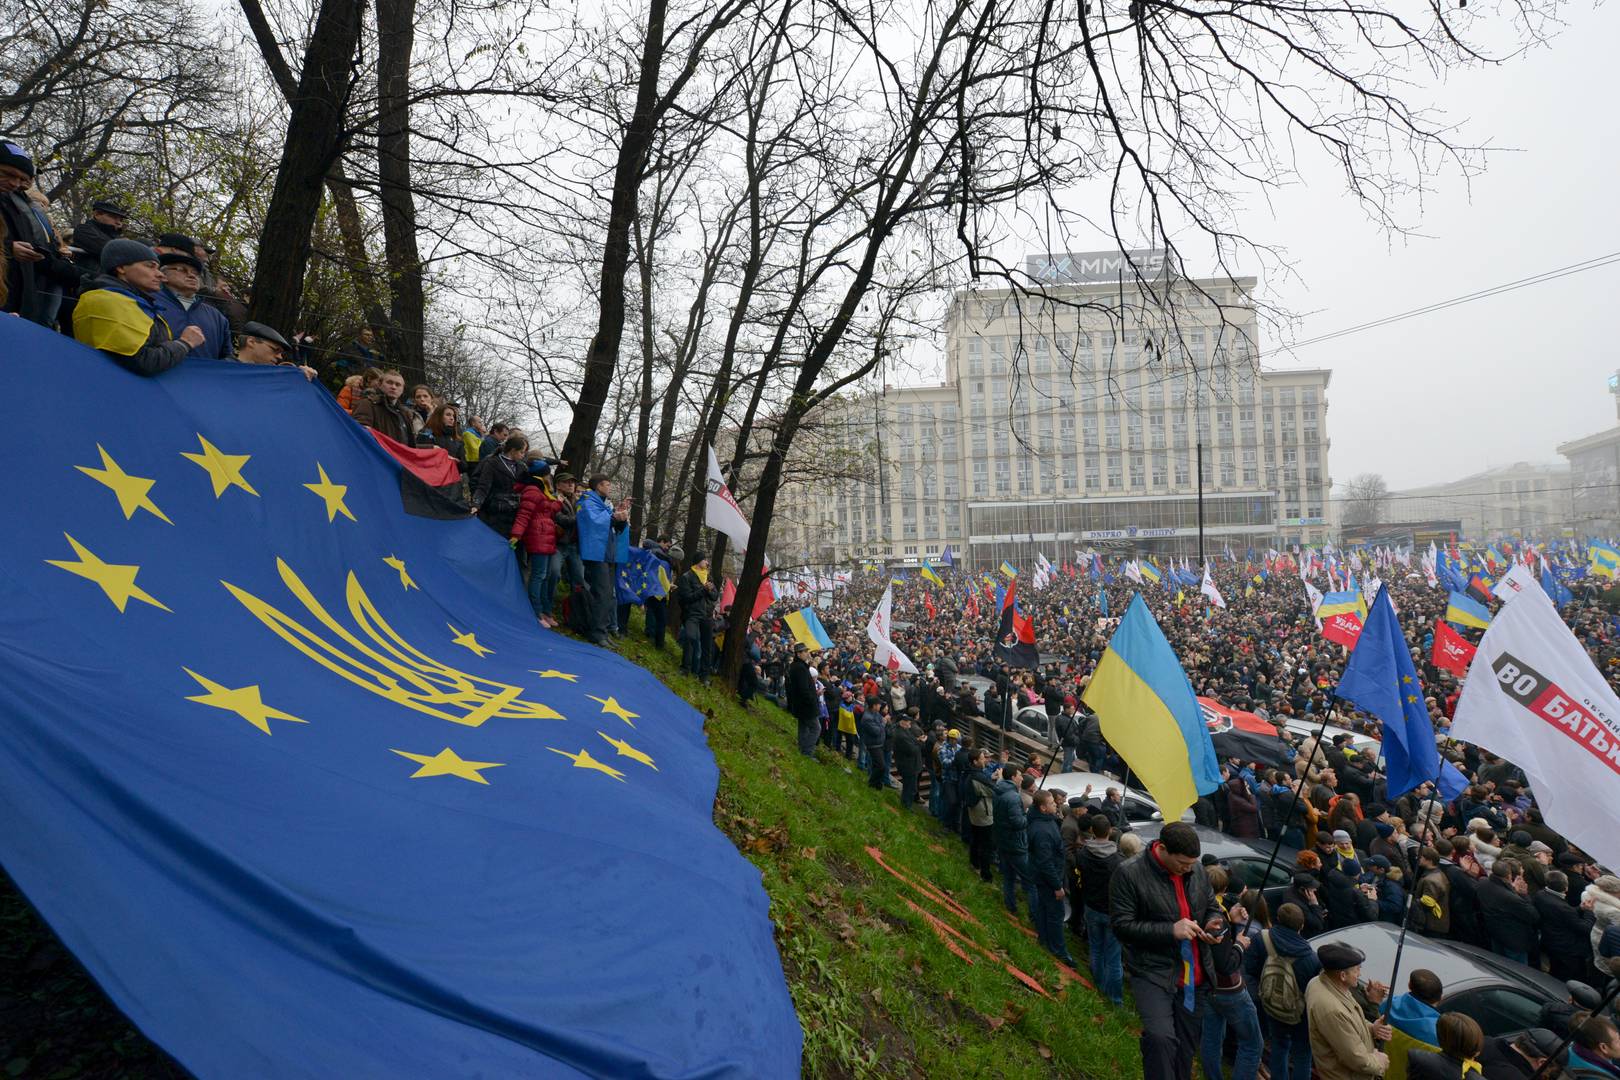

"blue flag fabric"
[615, 545, 669, 604]
[0, 320, 800, 1078]
[1541, 567, 1573, 608]
[1335, 585, 1469, 802]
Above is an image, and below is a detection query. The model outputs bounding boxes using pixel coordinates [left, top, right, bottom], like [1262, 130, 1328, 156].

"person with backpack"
[1243, 901, 1321, 1080]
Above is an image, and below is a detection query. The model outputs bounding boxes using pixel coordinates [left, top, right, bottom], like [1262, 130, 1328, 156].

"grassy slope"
[619, 630, 1144, 1079]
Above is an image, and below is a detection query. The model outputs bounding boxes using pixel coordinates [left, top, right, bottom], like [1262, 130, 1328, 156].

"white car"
[1036, 771, 1195, 823]
[1279, 717, 1383, 768]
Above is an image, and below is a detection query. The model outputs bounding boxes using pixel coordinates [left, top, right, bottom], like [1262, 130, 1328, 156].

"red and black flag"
[367, 429, 467, 519]
[993, 579, 1039, 669]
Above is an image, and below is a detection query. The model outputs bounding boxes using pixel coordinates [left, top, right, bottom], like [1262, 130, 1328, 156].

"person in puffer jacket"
[510, 481, 564, 627]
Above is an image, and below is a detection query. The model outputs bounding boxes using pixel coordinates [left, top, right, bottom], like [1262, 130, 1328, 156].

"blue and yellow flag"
[782, 606, 834, 650]
[999, 560, 1019, 580]
[616, 545, 669, 604]
[1081, 593, 1220, 822]
[919, 560, 943, 588]
[1317, 588, 1367, 621]
[1139, 561, 1162, 585]
[1445, 590, 1493, 630]
[0, 320, 801, 1077]
[1591, 542, 1620, 579]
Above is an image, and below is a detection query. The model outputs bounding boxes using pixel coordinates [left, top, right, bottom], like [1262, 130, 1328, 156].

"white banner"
[1451, 588, 1620, 871]
[1200, 563, 1226, 609]
[866, 586, 917, 674]
[1490, 562, 1538, 602]
[704, 446, 752, 552]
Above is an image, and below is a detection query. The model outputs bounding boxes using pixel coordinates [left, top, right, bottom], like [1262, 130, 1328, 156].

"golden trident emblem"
[222, 558, 563, 728]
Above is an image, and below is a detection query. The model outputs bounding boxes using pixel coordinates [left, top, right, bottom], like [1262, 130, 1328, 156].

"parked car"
[1307, 922, 1567, 1038]
[1040, 771, 1167, 824]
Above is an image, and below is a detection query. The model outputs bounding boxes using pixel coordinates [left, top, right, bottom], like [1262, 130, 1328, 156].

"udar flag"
[1322, 611, 1364, 650]
[0, 318, 801, 1077]
[1452, 585, 1620, 870]
[1082, 593, 1221, 822]
[1431, 618, 1477, 677]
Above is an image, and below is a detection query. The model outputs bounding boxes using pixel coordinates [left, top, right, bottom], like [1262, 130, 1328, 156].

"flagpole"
[1256, 689, 1340, 889]
[1378, 754, 1451, 1020]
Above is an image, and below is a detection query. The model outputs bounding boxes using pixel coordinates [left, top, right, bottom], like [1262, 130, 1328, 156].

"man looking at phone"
[1110, 821, 1222, 1079]
[577, 474, 629, 647]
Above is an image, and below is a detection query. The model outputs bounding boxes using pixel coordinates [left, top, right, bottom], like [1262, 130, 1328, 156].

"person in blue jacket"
[575, 473, 629, 646]
[152, 251, 232, 359]
[1387, 968, 1444, 1046]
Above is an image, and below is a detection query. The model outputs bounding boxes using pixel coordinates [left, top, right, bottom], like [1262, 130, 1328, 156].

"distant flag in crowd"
[1590, 542, 1620, 579]
[1541, 567, 1574, 608]
[782, 606, 834, 651]
[992, 580, 1039, 669]
[1304, 580, 1325, 628]
[1431, 619, 1477, 677]
[939, 545, 955, 567]
[1445, 591, 1493, 631]
[1082, 594, 1221, 823]
[924, 592, 936, 619]
[1139, 560, 1162, 585]
[919, 560, 943, 588]
[1318, 588, 1367, 622]
[999, 560, 1019, 580]
[1125, 561, 1143, 585]
[1097, 589, 1109, 617]
[1337, 588, 1469, 801]
[866, 585, 917, 673]
[1200, 562, 1226, 609]
[1451, 585, 1620, 871]
[1489, 562, 1539, 603]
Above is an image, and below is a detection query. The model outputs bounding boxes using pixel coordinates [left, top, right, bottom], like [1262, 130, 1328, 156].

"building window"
[973, 460, 988, 494]
[1280, 387, 1296, 405]
[1084, 457, 1099, 490]
[1129, 453, 1145, 488]
[1017, 456, 1033, 491]
[1105, 414, 1121, 448]
[1175, 451, 1190, 486]
[1242, 448, 1257, 484]
[1220, 454, 1235, 487]
[1152, 452, 1168, 487]
[1107, 453, 1123, 489]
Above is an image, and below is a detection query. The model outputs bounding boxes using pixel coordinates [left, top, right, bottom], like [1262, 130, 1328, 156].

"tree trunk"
[244, 0, 366, 338]
[628, 213, 658, 543]
[558, 0, 669, 476]
[238, 0, 387, 334]
[375, 0, 426, 386]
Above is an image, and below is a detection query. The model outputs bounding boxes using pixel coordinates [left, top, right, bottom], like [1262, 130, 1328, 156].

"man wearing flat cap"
[152, 250, 232, 359]
[235, 321, 317, 381]
[1307, 941, 1392, 1079]
[69, 198, 130, 275]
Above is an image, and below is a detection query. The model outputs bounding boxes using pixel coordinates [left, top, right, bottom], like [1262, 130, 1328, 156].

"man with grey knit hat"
[72, 238, 205, 374]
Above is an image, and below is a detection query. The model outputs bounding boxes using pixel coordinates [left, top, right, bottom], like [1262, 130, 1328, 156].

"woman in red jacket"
[510, 478, 564, 627]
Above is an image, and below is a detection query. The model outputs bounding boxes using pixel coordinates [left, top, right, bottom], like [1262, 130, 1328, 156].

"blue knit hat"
[101, 238, 159, 274]
[0, 141, 34, 178]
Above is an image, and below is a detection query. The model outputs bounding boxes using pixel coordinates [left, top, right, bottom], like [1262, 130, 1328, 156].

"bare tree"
[1342, 473, 1392, 528]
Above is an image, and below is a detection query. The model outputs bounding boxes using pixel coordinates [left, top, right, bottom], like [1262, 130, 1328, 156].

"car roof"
[1042, 771, 1154, 804]
[1282, 718, 1380, 749]
[1132, 821, 1297, 864]
[1307, 922, 1567, 1002]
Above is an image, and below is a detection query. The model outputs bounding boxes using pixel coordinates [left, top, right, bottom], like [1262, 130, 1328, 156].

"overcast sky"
[1246, 1, 1620, 490]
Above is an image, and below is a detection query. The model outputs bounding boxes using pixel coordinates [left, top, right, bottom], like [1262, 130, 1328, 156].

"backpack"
[1258, 930, 1305, 1025]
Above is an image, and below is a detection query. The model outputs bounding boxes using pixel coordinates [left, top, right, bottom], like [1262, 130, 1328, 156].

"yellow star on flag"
[45, 533, 171, 613]
[531, 669, 579, 682]
[391, 747, 504, 784]
[181, 435, 258, 498]
[587, 694, 639, 727]
[1401, 675, 1413, 685]
[383, 555, 417, 590]
[183, 668, 307, 735]
[303, 463, 355, 523]
[449, 624, 493, 657]
[598, 731, 657, 771]
[548, 746, 625, 782]
[76, 444, 172, 523]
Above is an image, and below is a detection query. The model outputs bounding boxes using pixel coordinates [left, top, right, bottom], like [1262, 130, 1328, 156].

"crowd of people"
[711, 555, 1620, 1080]
[12, 133, 1620, 1080]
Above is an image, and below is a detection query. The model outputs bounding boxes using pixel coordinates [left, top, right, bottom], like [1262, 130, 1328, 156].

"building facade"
[772, 251, 1334, 570]
[1558, 429, 1620, 536]
[1387, 462, 1573, 541]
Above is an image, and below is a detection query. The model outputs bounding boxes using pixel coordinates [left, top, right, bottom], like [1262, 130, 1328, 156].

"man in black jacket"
[1110, 820, 1221, 1080]
[1477, 860, 1540, 965]
[1533, 871, 1596, 981]
[1440, 838, 1489, 947]
[1028, 791, 1077, 965]
[786, 643, 819, 758]
[675, 552, 718, 679]
[69, 198, 129, 274]
[892, 712, 923, 809]
[993, 765, 1038, 916]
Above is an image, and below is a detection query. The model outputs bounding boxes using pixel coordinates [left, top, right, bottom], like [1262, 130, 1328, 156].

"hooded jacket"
[1027, 807, 1066, 889]
[509, 485, 563, 555]
[1077, 836, 1121, 913]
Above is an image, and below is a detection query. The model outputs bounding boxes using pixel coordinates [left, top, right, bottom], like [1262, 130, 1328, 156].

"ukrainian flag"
[1317, 589, 1367, 621]
[1590, 543, 1620, 579]
[1081, 594, 1221, 822]
[1000, 560, 1019, 580]
[1444, 591, 1492, 630]
[920, 561, 944, 588]
[1139, 561, 1162, 585]
[783, 606, 834, 650]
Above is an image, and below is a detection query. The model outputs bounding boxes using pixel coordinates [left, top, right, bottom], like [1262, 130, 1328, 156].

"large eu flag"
[0, 319, 800, 1078]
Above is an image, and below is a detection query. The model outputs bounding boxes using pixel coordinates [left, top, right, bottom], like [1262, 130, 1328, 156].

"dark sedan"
[1308, 922, 1568, 1038]
[1131, 822, 1301, 898]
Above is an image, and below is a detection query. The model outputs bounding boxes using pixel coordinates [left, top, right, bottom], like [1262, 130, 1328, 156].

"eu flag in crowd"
[0, 320, 800, 1078]
[616, 544, 669, 604]
[1336, 585, 1469, 802]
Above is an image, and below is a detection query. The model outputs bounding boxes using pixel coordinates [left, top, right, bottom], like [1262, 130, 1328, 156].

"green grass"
[618, 628, 1144, 1079]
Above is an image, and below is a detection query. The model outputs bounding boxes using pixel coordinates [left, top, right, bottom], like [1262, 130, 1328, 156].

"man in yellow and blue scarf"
[72, 238, 204, 375]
